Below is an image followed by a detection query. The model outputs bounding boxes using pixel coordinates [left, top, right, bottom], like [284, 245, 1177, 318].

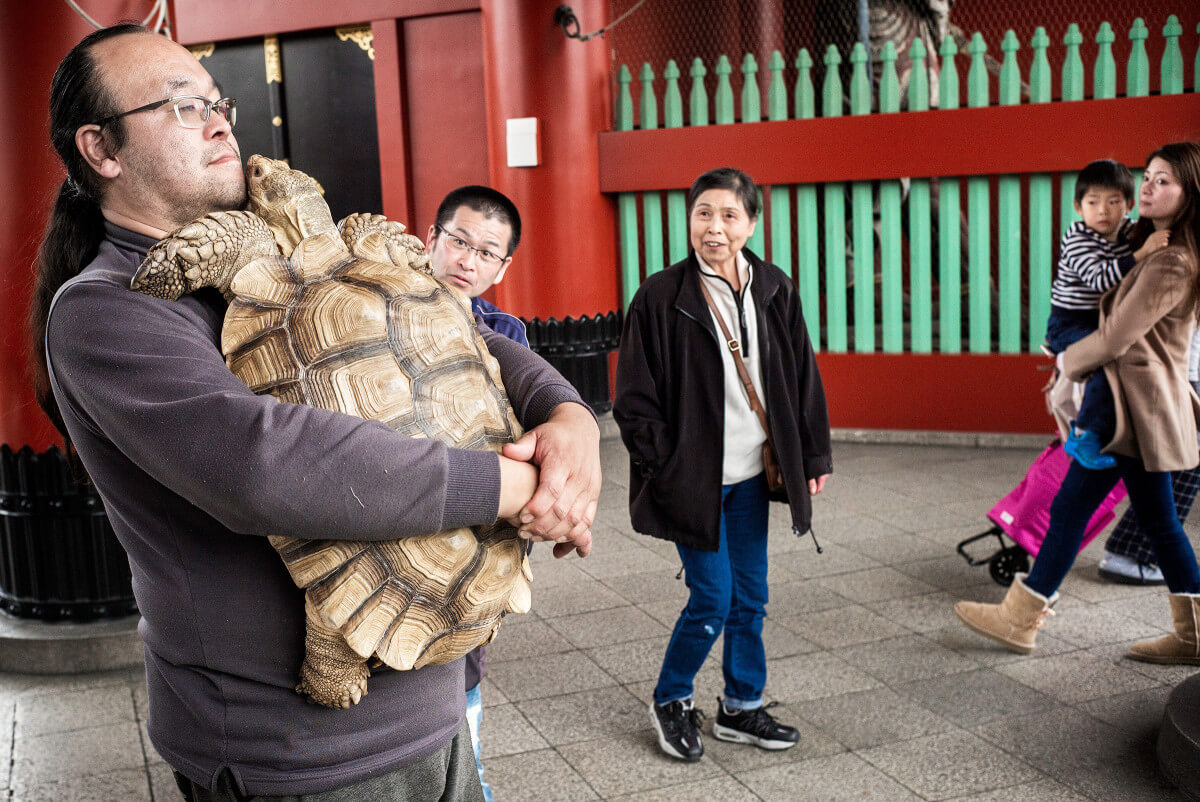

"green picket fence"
[614, 15, 1199, 354]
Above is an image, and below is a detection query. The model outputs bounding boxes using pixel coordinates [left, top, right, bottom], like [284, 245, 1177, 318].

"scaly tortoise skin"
[130, 155, 531, 709]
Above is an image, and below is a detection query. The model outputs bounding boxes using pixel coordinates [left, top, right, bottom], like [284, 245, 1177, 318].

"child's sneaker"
[1064, 425, 1116, 470]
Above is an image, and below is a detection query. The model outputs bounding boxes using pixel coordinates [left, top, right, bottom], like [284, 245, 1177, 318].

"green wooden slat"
[967, 33, 990, 353]
[795, 48, 820, 345]
[1028, 27, 1052, 351]
[1163, 15, 1184, 95]
[615, 65, 639, 308]
[1195, 22, 1200, 92]
[715, 55, 734, 124]
[908, 37, 932, 353]
[879, 41, 903, 352]
[998, 30, 1021, 354]
[689, 58, 709, 125]
[823, 44, 847, 352]
[938, 35, 961, 353]
[767, 51, 791, 278]
[1094, 22, 1116, 99]
[1060, 24, 1084, 236]
[662, 60, 688, 265]
[849, 42, 873, 352]
[639, 63, 664, 277]
[741, 53, 766, 256]
[1128, 18, 1150, 96]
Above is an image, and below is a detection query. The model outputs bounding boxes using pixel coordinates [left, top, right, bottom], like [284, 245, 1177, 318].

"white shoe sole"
[649, 704, 702, 761]
[712, 722, 797, 750]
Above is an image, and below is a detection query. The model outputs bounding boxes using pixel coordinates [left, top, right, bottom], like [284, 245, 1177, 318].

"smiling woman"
[614, 166, 832, 762]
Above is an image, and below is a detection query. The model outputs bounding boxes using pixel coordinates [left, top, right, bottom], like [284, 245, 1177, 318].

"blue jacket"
[472, 296, 528, 347]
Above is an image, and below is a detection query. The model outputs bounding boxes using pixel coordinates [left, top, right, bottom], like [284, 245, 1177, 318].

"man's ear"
[425, 224, 437, 251]
[492, 257, 511, 286]
[76, 124, 121, 180]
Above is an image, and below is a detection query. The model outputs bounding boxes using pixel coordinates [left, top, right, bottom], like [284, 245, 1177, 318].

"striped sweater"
[1050, 218, 1136, 310]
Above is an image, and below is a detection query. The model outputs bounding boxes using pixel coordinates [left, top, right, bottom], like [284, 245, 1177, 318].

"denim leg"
[653, 497, 734, 705]
[1026, 460, 1121, 597]
[464, 684, 493, 802]
[720, 475, 770, 709]
[1075, 369, 1116, 440]
[1104, 463, 1200, 565]
[1113, 456, 1200, 593]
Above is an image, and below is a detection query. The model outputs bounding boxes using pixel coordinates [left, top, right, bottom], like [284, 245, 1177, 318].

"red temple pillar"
[479, 0, 619, 321]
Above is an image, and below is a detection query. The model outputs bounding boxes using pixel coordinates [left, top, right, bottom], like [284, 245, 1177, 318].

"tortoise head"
[245, 155, 338, 256]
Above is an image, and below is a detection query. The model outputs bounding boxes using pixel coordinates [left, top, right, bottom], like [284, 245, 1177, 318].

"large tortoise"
[130, 155, 532, 709]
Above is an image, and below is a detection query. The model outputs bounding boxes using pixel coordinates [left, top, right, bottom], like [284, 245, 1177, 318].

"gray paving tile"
[794, 687, 954, 750]
[546, 606, 667, 650]
[526, 548, 595, 589]
[607, 775, 759, 802]
[794, 513, 908, 545]
[517, 685, 649, 745]
[485, 650, 616, 702]
[815, 567, 938, 604]
[1047, 596, 1167, 648]
[478, 676, 508, 707]
[842, 531, 954, 564]
[484, 618, 574, 663]
[558, 733, 726, 798]
[637, 599, 687, 628]
[859, 729, 1041, 800]
[772, 544, 880, 580]
[881, 503, 978, 534]
[532, 577, 631, 619]
[737, 751, 922, 801]
[834, 634, 978, 685]
[896, 668, 1060, 729]
[928, 623, 1078, 666]
[777, 604, 908, 648]
[995, 650, 1162, 704]
[485, 748, 599, 800]
[1077, 685, 1173, 738]
[865, 590, 975, 634]
[767, 579, 850, 615]
[14, 685, 136, 739]
[760, 619, 820, 659]
[11, 722, 144, 792]
[600, 569, 690, 606]
[894, 555, 998, 591]
[760, 652, 881, 703]
[950, 778, 1091, 801]
[975, 707, 1186, 802]
[584, 637, 669, 685]
[147, 762, 180, 802]
[12, 767, 152, 802]
[575, 545, 675, 580]
[479, 702, 550, 758]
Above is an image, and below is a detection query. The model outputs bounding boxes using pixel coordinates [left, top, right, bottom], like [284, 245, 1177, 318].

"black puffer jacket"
[614, 250, 833, 552]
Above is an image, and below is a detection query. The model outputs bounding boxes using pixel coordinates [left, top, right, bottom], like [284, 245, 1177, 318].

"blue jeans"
[1026, 455, 1200, 597]
[1044, 306, 1115, 439]
[654, 474, 769, 710]
[464, 684, 493, 802]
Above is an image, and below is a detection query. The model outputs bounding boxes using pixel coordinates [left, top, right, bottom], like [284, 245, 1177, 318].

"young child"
[1046, 159, 1170, 469]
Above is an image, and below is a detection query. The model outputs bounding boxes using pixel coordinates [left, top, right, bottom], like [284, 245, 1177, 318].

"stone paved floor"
[3, 438, 1198, 800]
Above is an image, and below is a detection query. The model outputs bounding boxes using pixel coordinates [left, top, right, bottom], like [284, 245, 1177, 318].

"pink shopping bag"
[987, 438, 1127, 558]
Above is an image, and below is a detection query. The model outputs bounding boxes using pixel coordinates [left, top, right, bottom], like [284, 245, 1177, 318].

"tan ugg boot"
[953, 574, 1058, 654]
[1127, 594, 1200, 665]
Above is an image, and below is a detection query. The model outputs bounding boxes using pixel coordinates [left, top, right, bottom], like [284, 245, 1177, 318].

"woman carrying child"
[954, 141, 1200, 664]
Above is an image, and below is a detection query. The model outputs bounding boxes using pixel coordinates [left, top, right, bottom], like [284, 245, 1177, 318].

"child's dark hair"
[1074, 159, 1135, 204]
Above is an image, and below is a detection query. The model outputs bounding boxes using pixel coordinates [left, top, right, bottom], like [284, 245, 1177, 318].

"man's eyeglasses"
[95, 95, 237, 130]
[435, 225, 507, 266]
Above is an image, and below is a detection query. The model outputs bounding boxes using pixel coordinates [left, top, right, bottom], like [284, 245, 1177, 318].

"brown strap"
[697, 277, 773, 441]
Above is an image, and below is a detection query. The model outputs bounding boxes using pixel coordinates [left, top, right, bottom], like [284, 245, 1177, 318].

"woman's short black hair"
[686, 167, 759, 219]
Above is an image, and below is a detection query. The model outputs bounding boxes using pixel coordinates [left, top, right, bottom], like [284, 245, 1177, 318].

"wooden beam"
[599, 94, 1200, 191]
[174, 0, 478, 44]
[370, 20, 414, 224]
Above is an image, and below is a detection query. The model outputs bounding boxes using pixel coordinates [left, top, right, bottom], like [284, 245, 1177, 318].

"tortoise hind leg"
[337, 212, 432, 275]
[296, 597, 371, 709]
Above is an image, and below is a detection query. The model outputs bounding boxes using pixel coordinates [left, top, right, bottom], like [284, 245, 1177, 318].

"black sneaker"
[649, 700, 705, 761]
[712, 699, 799, 750]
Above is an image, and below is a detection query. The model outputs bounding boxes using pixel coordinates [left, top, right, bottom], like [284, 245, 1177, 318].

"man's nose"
[205, 110, 232, 138]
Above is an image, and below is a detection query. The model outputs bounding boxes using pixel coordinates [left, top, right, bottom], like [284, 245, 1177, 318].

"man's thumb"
[502, 432, 537, 462]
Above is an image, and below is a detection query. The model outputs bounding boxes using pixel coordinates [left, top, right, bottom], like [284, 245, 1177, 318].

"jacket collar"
[672, 248, 779, 330]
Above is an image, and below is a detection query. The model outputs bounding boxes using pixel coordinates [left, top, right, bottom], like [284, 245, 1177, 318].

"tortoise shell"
[226, 230, 530, 671]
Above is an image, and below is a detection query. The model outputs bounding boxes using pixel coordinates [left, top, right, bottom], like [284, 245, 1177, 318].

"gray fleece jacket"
[45, 222, 583, 795]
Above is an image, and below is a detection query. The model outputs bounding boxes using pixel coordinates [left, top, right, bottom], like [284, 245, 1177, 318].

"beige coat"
[1063, 247, 1200, 472]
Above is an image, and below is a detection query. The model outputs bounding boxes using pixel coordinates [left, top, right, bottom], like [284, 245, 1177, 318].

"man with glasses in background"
[33, 25, 600, 801]
[425, 186, 529, 802]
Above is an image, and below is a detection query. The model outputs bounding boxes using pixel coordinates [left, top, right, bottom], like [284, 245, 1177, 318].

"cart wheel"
[989, 546, 1031, 586]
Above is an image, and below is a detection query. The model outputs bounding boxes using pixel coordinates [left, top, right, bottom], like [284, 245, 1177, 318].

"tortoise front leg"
[295, 596, 371, 709]
[337, 213, 432, 276]
[131, 210, 278, 301]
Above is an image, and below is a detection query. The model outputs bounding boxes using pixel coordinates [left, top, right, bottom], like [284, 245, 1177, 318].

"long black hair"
[30, 23, 146, 443]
